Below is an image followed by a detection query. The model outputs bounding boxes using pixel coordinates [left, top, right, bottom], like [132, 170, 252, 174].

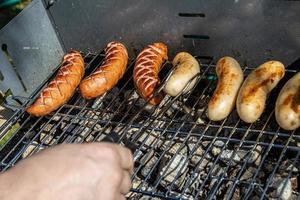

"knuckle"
[125, 177, 132, 190]
[123, 148, 134, 169]
[110, 169, 123, 184]
[101, 145, 119, 159]
[127, 149, 134, 164]
[85, 143, 120, 161]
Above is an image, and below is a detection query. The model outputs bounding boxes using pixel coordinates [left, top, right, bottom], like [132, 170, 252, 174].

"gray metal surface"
[0, 0, 64, 97]
[0, 51, 24, 97]
[48, 0, 300, 68]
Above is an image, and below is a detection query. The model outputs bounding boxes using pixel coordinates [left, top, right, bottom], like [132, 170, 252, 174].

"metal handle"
[46, 0, 56, 9]
[102, 131, 137, 154]
[2, 95, 29, 111]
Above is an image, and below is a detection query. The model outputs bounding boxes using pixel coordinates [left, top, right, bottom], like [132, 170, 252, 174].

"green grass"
[10, 0, 31, 11]
[0, 123, 19, 148]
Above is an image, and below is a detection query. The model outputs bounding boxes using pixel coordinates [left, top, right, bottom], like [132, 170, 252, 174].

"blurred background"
[0, 0, 31, 28]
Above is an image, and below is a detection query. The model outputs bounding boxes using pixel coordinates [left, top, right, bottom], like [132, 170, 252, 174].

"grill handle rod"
[101, 131, 137, 154]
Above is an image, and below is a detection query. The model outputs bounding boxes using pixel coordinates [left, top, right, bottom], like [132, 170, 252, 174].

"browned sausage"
[236, 61, 285, 123]
[133, 42, 168, 105]
[207, 57, 243, 121]
[79, 42, 128, 99]
[275, 72, 300, 130]
[26, 51, 85, 116]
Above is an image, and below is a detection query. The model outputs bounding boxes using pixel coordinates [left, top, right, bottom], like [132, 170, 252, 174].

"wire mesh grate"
[0, 52, 299, 200]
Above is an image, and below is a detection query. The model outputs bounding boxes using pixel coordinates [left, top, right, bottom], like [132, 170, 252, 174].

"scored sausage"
[236, 61, 285, 123]
[26, 51, 85, 117]
[133, 42, 168, 105]
[275, 72, 300, 130]
[80, 42, 128, 99]
[163, 52, 200, 97]
[208, 57, 244, 121]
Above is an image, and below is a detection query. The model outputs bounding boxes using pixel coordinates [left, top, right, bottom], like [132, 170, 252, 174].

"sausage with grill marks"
[275, 72, 300, 130]
[133, 42, 168, 105]
[236, 61, 285, 123]
[26, 51, 85, 116]
[208, 56, 244, 121]
[80, 42, 128, 99]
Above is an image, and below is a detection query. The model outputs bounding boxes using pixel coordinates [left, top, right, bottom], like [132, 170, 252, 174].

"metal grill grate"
[0, 52, 299, 200]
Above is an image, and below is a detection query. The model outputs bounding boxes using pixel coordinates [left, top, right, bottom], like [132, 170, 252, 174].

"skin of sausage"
[163, 52, 200, 97]
[79, 42, 128, 99]
[275, 72, 300, 130]
[236, 61, 285, 123]
[133, 42, 168, 105]
[208, 56, 244, 121]
[26, 51, 85, 116]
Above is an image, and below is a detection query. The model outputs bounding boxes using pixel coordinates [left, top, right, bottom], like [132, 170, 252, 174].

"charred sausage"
[80, 42, 128, 99]
[26, 51, 85, 116]
[133, 42, 168, 105]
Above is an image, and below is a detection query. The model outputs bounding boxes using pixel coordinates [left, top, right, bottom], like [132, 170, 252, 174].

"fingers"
[115, 145, 134, 172]
[120, 170, 132, 195]
[90, 142, 134, 172]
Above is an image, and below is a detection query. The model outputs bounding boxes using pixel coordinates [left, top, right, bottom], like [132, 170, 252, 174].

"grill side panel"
[0, 0, 64, 97]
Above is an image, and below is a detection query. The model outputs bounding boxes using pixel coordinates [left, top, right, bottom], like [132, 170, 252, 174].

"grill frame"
[0, 51, 299, 200]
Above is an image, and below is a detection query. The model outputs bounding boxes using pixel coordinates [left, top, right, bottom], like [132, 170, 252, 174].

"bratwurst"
[236, 61, 285, 123]
[208, 57, 244, 121]
[275, 72, 300, 130]
[163, 52, 200, 97]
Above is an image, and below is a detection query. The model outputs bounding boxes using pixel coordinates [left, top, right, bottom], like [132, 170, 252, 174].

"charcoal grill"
[0, 0, 300, 199]
[1, 51, 299, 199]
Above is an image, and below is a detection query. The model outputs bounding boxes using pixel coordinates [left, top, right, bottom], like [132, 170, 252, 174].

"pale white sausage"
[163, 52, 200, 96]
[237, 61, 285, 123]
[207, 57, 244, 121]
[275, 72, 300, 130]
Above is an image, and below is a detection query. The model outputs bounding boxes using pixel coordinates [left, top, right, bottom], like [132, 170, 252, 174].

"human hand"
[0, 142, 134, 200]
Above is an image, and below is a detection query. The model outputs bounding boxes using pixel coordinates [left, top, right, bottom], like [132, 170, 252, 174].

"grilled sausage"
[163, 52, 200, 97]
[133, 42, 168, 105]
[208, 57, 244, 121]
[80, 42, 128, 99]
[26, 51, 85, 116]
[237, 61, 285, 123]
[275, 72, 300, 130]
